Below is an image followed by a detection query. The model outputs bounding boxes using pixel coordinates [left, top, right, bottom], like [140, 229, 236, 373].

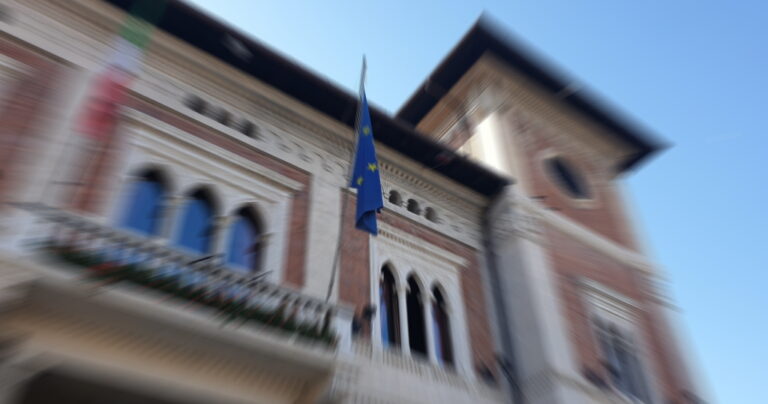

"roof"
[396, 18, 664, 172]
[103, 0, 510, 197]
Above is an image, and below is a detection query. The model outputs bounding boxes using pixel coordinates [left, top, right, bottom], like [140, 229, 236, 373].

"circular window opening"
[545, 157, 591, 199]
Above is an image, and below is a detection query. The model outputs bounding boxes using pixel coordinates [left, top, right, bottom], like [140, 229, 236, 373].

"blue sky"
[185, 1, 766, 402]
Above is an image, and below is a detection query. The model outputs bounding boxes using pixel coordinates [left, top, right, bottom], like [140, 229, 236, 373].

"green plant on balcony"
[42, 243, 337, 347]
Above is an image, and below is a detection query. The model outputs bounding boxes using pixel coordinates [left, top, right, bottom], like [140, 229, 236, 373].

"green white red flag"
[77, 1, 166, 140]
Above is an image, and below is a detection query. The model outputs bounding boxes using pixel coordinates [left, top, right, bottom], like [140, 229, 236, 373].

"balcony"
[0, 203, 355, 403]
[12, 203, 353, 347]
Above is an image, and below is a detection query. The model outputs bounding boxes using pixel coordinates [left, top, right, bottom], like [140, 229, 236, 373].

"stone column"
[423, 294, 437, 363]
[160, 195, 186, 243]
[397, 284, 410, 355]
[211, 215, 233, 261]
[487, 186, 589, 404]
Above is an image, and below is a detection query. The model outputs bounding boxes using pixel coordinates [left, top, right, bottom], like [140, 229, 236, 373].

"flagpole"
[325, 56, 366, 302]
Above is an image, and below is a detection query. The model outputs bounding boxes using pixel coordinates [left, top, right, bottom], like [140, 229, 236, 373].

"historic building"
[0, 0, 703, 403]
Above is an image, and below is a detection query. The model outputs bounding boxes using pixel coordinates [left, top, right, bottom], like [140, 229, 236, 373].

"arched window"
[407, 199, 421, 215]
[184, 94, 207, 114]
[173, 188, 215, 254]
[225, 206, 262, 272]
[388, 190, 402, 206]
[119, 169, 166, 236]
[406, 275, 427, 356]
[424, 207, 438, 223]
[379, 265, 400, 348]
[432, 286, 453, 366]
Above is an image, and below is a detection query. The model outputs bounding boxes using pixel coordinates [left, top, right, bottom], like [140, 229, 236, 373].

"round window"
[545, 157, 591, 199]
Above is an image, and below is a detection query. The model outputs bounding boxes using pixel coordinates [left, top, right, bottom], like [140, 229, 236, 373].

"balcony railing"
[20, 204, 349, 348]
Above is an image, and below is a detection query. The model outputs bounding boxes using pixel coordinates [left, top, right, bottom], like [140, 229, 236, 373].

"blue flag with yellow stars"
[349, 88, 383, 235]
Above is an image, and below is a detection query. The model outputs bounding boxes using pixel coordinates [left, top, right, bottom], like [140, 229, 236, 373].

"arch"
[432, 284, 454, 366]
[237, 119, 257, 138]
[406, 199, 421, 215]
[118, 168, 168, 236]
[424, 207, 438, 223]
[406, 274, 427, 357]
[379, 264, 400, 348]
[388, 190, 402, 206]
[173, 186, 217, 254]
[183, 94, 207, 114]
[225, 205, 264, 272]
[210, 106, 230, 125]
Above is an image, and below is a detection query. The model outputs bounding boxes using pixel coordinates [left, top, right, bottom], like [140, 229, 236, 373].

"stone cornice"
[122, 108, 305, 194]
[378, 222, 468, 270]
[514, 194, 657, 275]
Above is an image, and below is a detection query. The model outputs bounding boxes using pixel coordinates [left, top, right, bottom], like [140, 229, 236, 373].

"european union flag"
[349, 88, 383, 235]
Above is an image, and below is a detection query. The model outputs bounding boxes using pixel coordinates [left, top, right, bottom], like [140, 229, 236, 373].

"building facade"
[0, 1, 702, 403]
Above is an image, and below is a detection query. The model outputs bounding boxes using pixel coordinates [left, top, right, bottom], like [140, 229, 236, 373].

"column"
[488, 186, 587, 404]
[423, 294, 438, 363]
[160, 195, 186, 243]
[397, 284, 410, 355]
[211, 215, 233, 261]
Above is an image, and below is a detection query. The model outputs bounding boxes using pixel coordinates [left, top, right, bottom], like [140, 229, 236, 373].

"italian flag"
[76, 1, 166, 140]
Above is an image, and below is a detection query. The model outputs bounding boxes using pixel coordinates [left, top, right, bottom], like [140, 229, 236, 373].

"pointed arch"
[406, 274, 427, 356]
[379, 263, 400, 348]
[432, 284, 454, 366]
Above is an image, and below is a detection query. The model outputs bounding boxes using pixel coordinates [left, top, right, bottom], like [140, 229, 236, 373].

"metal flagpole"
[325, 56, 366, 302]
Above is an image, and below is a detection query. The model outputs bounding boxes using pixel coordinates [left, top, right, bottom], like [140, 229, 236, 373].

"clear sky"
[184, 1, 766, 402]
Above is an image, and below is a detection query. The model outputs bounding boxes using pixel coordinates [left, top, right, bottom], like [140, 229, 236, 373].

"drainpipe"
[482, 187, 524, 404]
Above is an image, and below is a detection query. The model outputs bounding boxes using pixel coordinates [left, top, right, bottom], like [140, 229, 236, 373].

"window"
[406, 199, 421, 215]
[225, 207, 262, 272]
[406, 275, 427, 356]
[432, 286, 453, 366]
[545, 157, 591, 199]
[379, 265, 400, 348]
[388, 190, 402, 206]
[119, 170, 166, 236]
[210, 107, 230, 125]
[596, 321, 651, 403]
[173, 188, 216, 254]
[236, 119, 256, 138]
[184, 94, 207, 114]
[424, 207, 438, 223]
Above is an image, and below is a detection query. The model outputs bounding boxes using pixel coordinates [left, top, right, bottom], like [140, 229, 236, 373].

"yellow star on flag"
[356, 176, 364, 186]
[362, 126, 371, 135]
[367, 162, 377, 172]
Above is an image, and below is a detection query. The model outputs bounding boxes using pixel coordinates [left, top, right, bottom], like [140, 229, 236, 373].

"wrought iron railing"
[22, 204, 349, 347]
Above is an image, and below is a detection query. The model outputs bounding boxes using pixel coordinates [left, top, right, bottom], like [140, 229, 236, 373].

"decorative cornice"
[122, 108, 304, 193]
[578, 278, 642, 323]
[378, 223, 468, 270]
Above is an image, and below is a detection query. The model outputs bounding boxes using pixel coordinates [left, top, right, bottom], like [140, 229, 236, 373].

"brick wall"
[337, 191, 371, 332]
[511, 116, 639, 250]
[0, 38, 64, 206]
[545, 225, 686, 402]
